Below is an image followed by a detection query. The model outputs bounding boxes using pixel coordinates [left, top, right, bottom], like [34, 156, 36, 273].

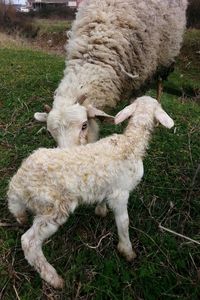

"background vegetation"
[0, 5, 200, 300]
[187, 0, 200, 28]
[0, 0, 200, 41]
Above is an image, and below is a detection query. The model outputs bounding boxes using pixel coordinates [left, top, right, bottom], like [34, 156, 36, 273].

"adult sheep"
[35, 0, 187, 148]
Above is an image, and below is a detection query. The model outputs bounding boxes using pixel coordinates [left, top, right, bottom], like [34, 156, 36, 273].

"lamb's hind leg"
[95, 202, 108, 218]
[7, 194, 28, 225]
[108, 191, 136, 262]
[21, 215, 67, 289]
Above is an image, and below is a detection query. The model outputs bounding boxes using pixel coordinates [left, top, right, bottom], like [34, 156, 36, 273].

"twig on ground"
[161, 293, 182, 299]
[139, 196, 158, 224]
[189, 252, 198, 271]
[12, 232, 19, 266]
[131, 225, 194, 282]
[130, 225, 171, 265]
[4, 108, 18, 133]
[190, 164, 200, 188]
[17, 97, 29, 113]
[187, 132, 194, 167]
[74, 281, 82, 300]
[0, 222, 21, 227]
[13, 284, 21, 300]
[159, 224, 200, 245]
[35, 126, 46, 135]
[81, 232, 111, 249]
[0, 279, 10, 299]
[186, 163, 200, 203]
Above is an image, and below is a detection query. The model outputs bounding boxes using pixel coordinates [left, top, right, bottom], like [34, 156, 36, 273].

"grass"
[34, 19, 71, 34]
[164, 29, 200, 97]
[0, 29, 200, 299]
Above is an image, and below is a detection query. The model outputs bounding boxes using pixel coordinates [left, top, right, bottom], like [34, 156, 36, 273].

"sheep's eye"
[82, 122, 88, 130]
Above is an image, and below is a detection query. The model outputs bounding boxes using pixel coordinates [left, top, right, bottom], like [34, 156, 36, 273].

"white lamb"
[8, 96, 174, 289]
[34, 0, 186, 148]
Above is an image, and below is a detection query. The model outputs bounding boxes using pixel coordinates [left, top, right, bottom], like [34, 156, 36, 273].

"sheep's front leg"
[21, 215, 66, 289]
[108, 191, 136, 261]
[157, 76, 163, 102]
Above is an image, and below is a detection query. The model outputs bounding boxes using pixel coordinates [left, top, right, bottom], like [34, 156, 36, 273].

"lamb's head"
[34, 97, 114, 148]
[115, 96, 174, 129]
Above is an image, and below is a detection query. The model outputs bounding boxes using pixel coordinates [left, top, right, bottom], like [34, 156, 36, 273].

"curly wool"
[55, 0, 188, 109]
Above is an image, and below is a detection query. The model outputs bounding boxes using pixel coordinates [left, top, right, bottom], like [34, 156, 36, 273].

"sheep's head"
[34, 95, 114, 148]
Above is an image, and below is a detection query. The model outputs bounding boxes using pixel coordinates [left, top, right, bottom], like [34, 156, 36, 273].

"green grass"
[35, 18, 71, 34]
[164, 29, 200, 96]
[0, 30, 200, 299]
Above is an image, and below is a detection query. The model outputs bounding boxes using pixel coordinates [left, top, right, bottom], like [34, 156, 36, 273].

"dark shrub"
[0, 1, 38, 38]
[32, 4, 76, 20]
[187, 0, 200, 28]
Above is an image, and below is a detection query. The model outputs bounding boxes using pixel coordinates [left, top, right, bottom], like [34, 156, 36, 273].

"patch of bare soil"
[33, 31, 67, 56]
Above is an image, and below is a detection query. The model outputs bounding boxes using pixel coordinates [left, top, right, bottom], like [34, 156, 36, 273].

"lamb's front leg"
[108, 191, 136, 261]
[21, 215, 67, 289]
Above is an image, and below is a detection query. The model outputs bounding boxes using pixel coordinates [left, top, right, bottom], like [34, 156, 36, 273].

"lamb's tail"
[7, 189, 28, 225]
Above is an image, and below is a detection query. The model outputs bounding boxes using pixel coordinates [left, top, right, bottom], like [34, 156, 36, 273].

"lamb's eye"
[82, 122, 88, 130]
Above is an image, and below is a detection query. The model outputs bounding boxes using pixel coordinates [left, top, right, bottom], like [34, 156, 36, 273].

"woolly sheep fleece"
[56, 0, 187, 109]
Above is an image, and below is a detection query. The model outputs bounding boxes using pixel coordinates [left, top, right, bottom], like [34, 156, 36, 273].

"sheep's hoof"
[95, 204, 108, 218]
[117, 243, 137, 262]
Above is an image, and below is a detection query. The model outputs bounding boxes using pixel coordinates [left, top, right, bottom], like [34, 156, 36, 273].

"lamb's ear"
[34, 112, 48, 122]
[115, 102, 137, 124]
[87, 105, 114, 123]
[155, 107, 174, 128]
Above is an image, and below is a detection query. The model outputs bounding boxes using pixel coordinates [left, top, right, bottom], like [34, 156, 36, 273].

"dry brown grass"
[0, 31, 65, 56]
[0, 32, 28, 49]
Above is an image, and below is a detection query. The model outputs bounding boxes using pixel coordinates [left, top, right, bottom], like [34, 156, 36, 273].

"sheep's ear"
[155, 107, 174, 128]
[34, 112, 48, 122]
[76, 94, 87, 104]
[87, 105, 114, 123]
[115, 102, 137, 124]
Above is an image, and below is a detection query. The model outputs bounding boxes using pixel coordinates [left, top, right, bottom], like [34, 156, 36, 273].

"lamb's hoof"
[17, 213, 28, 225]
[42, 268, 65, 290]
[95, 204, 108, 218]
[125, 251, 137, 262]
[50, 275, 64, 289]
[117, 243, 137, 262]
